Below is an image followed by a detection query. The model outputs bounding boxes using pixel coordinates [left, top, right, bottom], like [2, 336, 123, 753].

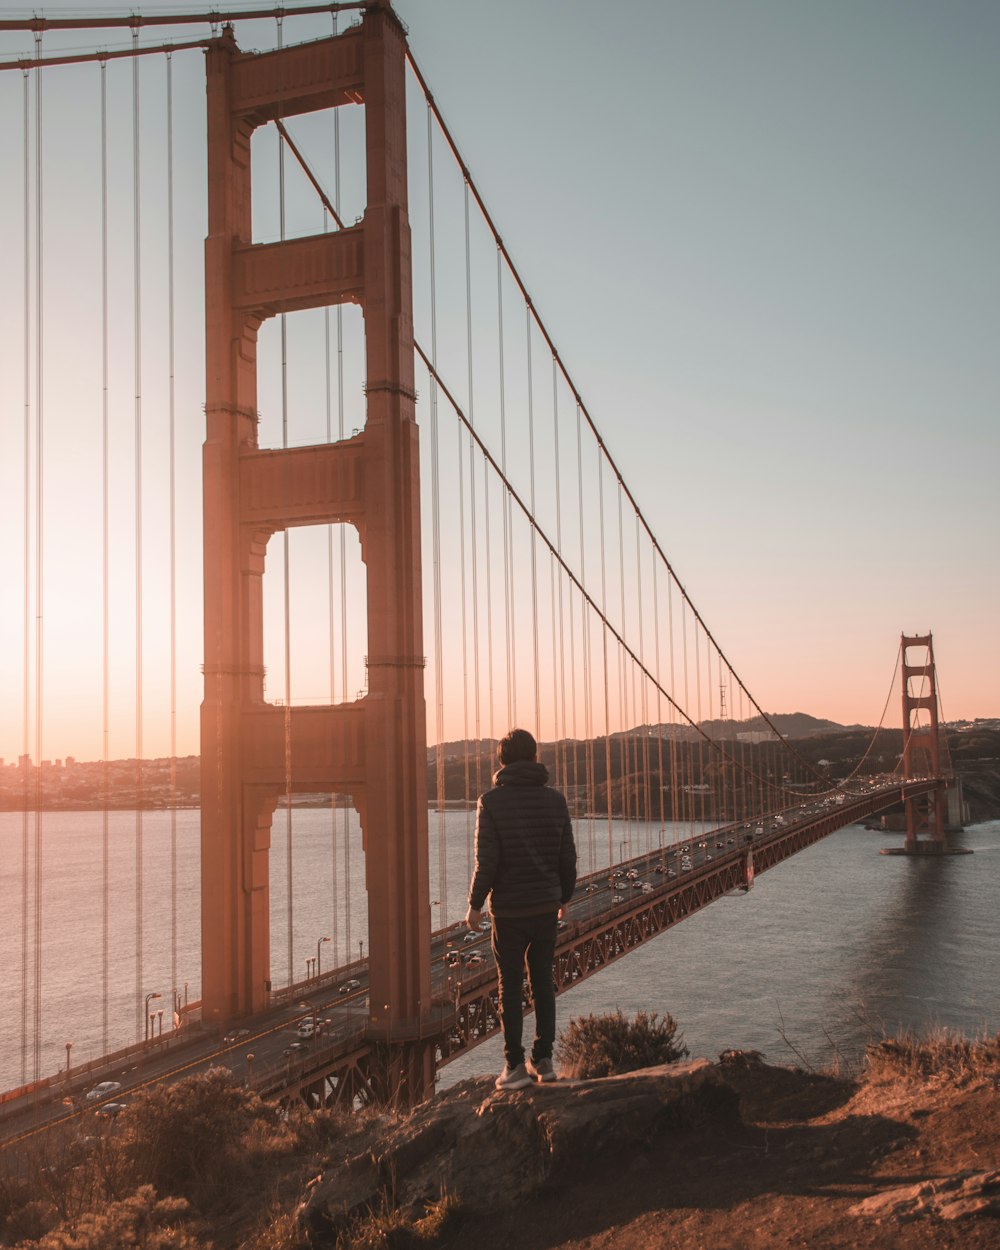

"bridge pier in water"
[200, 5, 435, 1099]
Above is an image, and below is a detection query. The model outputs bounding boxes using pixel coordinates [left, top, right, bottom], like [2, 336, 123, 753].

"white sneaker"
[526, 1057, 557, 1082]
[495, 1062, 532, 1091]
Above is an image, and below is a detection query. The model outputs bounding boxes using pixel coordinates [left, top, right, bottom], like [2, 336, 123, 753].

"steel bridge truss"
[254, 780, 940, 1107]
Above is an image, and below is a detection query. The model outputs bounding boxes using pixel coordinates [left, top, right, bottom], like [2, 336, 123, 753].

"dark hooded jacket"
[468, 760, 577, 917]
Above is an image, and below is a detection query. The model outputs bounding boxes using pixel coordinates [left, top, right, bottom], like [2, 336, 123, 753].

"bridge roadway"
[1, 778, 937, 1140]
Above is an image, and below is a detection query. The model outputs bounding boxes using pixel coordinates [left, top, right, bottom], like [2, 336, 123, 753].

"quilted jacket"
[468, 760, 577, 916]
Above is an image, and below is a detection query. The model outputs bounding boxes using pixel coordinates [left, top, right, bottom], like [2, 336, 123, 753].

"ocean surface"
[1, 809, 996, 1092]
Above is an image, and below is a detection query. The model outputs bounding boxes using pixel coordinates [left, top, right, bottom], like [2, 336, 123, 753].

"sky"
[0, 0, 997, 764]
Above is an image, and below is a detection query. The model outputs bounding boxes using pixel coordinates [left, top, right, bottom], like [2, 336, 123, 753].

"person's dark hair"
[497, 728, 537, 766]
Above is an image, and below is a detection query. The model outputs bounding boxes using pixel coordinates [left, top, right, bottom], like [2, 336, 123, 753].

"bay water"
[1, 809, 996, 1092]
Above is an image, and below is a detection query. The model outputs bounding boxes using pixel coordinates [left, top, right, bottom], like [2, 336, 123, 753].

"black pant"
[491, 911, 558, 1067]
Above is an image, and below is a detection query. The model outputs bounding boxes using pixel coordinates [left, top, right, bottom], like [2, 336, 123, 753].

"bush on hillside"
[18, 1186, 200, 1250]
[555, 1009, 688, 1079]
[114, 1068, 272, 1204]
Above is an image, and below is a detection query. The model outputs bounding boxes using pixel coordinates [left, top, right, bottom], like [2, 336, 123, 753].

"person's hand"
[557, 906, 565, 921]
[465, 907, 481, 930]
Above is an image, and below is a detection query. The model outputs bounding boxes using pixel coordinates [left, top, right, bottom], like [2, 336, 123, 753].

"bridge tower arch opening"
[200, 4, 434, 1099]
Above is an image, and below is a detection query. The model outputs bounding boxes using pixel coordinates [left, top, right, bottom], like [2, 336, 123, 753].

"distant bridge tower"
[200, 4, 434, 1098]
[900, 633, 948, 853]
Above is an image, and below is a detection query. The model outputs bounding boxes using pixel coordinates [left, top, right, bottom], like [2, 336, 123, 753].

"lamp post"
[65, 1040, 72, 1075]
[431, 899, 441, 933]
[144, 992, 161, 1042]
[359, 938, 364, 965]
[317, 935, 330, 975]
[619, 839, 629, 865]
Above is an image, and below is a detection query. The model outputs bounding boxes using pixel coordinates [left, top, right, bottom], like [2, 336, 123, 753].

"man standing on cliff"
[465, 728, 577, 1090]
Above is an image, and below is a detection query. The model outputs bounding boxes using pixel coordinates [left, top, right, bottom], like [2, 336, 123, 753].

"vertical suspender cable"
[20, 64, 30, 1088]
[484, 456, 495, 742]
[565, 425, 579, 832]
[552, 359, 567, 787]
[426, 102, 447, 919]
[275, 15, 294, 986]
[33, 31, 44, 1081]
[463, 182, 482, 797]
[597, 457, 612, 862]
[457, 423, 471, 883]
[635, 514, 650, 842]
[616, 483, 629, 842]
[525, 313, 540, 734]
[131, 28, 145, 1042]
[496, 248, 513, 725]
[667, 578, 679, 831]
[549, 550, 558, 778]
[100, 58, 110, 1054]
[166, 50, 179, 1018]
[323, 167, 339, 968]
[652, 555, 666, 840]
[576, 404, 595, 871]
[332, 16, 350, 965]
[695, 625, 705, 833]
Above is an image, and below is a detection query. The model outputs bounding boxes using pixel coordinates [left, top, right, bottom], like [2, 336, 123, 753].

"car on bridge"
[338, 978, 362, 994]
[223, 1028, 250, 1044]
[84, 1081, 122, 1103]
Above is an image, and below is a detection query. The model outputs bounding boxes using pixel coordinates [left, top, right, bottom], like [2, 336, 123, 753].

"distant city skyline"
[1, 0, 997, 763]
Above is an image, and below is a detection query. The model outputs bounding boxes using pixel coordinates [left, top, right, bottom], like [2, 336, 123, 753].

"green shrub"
[555, 1009, 689, 1079]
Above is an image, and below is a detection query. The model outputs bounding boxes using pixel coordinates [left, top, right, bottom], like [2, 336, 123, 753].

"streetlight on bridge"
[144, 992, 161, 1042]
[317, 935, 330, 975]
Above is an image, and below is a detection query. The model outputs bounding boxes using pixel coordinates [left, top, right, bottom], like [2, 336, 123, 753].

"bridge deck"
[1, 780, 941, 1135]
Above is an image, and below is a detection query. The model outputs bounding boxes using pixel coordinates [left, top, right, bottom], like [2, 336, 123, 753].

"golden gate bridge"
[0, 2, 960, 1128]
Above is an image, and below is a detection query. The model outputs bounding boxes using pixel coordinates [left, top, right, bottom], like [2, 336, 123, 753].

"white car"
[338, 978, 362, 994]
[85, 1081, 122, 1103]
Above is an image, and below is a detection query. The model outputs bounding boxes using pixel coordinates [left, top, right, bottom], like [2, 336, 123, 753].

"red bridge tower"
[900, 633, 948, 853]
[200, 5, 434, 1099]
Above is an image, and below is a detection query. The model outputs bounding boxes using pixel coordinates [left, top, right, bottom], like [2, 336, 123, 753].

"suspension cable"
[526, 312, 540, 734]
[20, 63, 30, 1089]
[33, 31, 44, 1082]
[407, 52, 840, 781]
[496, 248, 513, 725]
[463, 181, 482, 798]
[131, 27, 145, 1043]
[276, 13, 294, 988]
[323, 13, 340, 967]
[426, 99, 448, 920]
[100, 56, 110, 1055]
[166, 49, 179, 1025]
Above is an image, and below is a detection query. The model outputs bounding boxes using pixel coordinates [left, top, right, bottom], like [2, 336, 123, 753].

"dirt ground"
[453, 1062, 1000, 1250]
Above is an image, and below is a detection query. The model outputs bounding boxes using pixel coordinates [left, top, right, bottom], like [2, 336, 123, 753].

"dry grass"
[336, 1191, 461, 1250]
[864, 1028, 1000, 1084]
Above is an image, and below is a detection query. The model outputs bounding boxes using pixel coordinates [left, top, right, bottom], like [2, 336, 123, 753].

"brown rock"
[296, 1059, 738, 1242]
[849, 1169, 1000, 1222]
